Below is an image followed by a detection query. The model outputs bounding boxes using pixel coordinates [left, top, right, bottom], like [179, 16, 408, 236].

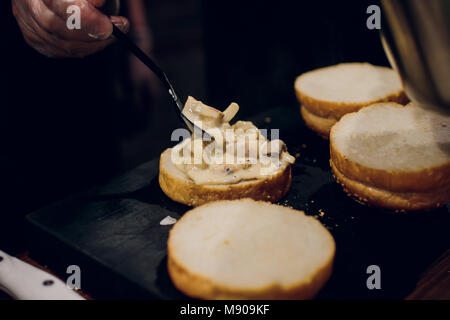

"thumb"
[44, 0, 113, 39]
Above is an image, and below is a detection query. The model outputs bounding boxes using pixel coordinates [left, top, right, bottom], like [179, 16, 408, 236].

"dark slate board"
[26, 107, 450, 299]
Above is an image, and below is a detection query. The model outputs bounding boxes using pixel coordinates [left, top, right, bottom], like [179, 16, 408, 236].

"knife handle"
[0, 250, 84, 300]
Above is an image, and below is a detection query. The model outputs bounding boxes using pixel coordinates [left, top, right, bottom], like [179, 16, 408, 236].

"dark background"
[1, 0, 386, 252]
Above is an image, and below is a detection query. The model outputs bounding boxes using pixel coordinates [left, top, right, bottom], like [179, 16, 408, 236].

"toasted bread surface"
[300, 105, 337, 139]
[159, 149, 292, 207]
[168, 199, 335, 299]
[331, 159, 450, 211]
[295, 63, 407, 119]
[295, 63, 408, 137]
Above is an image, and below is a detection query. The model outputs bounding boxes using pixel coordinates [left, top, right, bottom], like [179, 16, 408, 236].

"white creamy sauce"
[160, 216, 177, 226]
[177, 97, 295, 185]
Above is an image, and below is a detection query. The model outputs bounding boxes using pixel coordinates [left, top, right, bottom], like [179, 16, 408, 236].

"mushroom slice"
[222, 103, 240, 123]
[282, 153, 296, 164]
[264, 139, 287, 156]
[182, 96, 223, 126]
[189, 96, 222, 119]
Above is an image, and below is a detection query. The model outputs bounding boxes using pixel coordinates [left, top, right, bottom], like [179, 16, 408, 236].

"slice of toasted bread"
[159, 149, 292, 207]
[295, 63, 408, 137]
[168, 199, 335, 299]
[300, 105, 337, 139]
[330, 102, 450, 211]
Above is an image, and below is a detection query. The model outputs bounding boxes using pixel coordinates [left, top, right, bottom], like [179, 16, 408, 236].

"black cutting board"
[26, 107, 450, 299]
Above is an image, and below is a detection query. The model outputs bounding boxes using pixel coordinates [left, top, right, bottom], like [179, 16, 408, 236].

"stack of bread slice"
[168, 199, 335, 299]
[295, 63, 408, 138]
[330, 102, 450, 211]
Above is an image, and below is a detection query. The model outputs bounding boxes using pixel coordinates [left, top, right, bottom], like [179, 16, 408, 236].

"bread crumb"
[301, 144, 307, 149]
[295, 153, 301, 158]
[264, 117, 272, 123]
[160, 216, 177, 226]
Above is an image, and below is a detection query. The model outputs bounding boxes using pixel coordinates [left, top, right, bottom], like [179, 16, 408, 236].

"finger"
[39, 29, 116, 58]
[43, 0, 112, 40]
[22, 10, 116, 57]
[24, 30, 76, 58]
[32, 1, 129, 42]
[12, 0, 65, 56]
[61, 38, 116, 57]
[28, 0, 101, 42]
[13, 10, 72, 57]
[14, 0, 116, 57]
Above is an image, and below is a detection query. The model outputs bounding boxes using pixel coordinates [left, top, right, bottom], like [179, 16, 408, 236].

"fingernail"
[88, 33, 100, 39]
[111, 17, 130, 33]
[88, 32, 110, 40]
[110, 16, 123, 26]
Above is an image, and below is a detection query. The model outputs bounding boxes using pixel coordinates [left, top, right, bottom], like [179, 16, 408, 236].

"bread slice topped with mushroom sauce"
[159, 97, 295, 207]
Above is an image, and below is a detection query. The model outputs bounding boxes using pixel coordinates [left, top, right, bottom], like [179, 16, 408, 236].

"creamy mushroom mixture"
[172, 97, 295, 185]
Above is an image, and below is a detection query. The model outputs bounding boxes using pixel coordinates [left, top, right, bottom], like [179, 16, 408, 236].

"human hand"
[12, 0, 130, 57]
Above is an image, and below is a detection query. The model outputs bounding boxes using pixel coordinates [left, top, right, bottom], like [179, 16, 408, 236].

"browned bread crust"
[300, 105, 337, 139]
[296, 87, 408, 120]
[329, 103, 450, 211]
[168, 246, 334, 300]
[159, 149, 292, 207]
[295, 63, 408, 137]
[331, 159, 450, 211]
[330, 129, 450, 193]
